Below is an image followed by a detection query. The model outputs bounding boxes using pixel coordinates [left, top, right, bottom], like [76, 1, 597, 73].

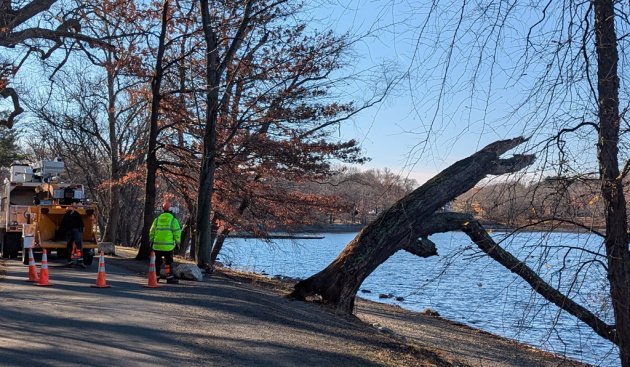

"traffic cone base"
[35, 249, 53, 286]
[26, 248, 40, 283]
[144, 251, 160, 288]
[91, 251, 111, 288]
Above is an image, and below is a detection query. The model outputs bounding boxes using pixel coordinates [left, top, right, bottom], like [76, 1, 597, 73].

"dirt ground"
[214, 269, 591, 367]
[0, 248, 593, 367]
[112, 247, 591, 367]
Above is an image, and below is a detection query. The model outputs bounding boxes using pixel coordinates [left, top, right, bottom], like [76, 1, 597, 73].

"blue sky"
[305, 1, 604, 185]
[5, 0, 607, 185]
[304, 0, 521, 184]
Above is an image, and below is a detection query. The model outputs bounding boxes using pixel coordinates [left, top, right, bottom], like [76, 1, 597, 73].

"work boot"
[76, 261, 87, 269]
[166, 276, 179, 284]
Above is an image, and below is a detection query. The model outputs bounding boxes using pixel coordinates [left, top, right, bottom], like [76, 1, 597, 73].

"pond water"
[218, 231, 620, 366]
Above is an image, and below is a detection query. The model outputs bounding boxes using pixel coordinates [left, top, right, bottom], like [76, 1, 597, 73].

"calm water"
[218, 231, 619, 366]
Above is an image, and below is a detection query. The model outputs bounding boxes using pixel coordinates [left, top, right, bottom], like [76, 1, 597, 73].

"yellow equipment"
[0, 159, 99, 265]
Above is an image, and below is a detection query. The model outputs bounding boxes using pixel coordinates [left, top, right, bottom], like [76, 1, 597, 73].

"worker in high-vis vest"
[149, 201, 182, 284]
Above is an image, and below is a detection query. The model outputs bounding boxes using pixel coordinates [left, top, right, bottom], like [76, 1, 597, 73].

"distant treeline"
[297, 167, 418, 226]
[300, 172, 607, 232]
[450, 177, 606, 231]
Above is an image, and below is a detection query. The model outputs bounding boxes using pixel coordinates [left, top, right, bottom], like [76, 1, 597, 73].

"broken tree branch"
[291, 137, 535, 313]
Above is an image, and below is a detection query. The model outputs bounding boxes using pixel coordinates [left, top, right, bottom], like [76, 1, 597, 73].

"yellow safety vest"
[149, 212, 181, 251]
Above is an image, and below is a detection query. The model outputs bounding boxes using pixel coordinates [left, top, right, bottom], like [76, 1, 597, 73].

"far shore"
[232, 220, 605, 239]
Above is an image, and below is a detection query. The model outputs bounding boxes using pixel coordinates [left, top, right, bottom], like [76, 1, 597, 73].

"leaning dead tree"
[291, 135, 618, 344]
[291, 137, 534, 312]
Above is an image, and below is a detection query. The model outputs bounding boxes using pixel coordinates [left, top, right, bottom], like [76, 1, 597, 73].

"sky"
[306, 1, 442, 184]
[4, 0, 608, 186]
[300, 1, 498, 184]
[303, 0, 600, 185]
[0, 0, 466, 186]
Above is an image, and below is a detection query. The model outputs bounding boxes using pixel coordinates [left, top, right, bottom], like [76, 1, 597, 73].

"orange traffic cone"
[143, 251, 159, 288]
[91, 251, 111, 288]
[73, 244, 82, 262]
[25, 248, 39, 282]
[35, 249, 53, 287]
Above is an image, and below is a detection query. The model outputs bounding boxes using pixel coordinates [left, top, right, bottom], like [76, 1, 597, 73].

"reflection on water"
[219, 231, 619, 366]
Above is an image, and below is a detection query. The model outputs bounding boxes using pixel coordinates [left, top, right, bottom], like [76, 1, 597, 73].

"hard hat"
[162, 202, 170, 211]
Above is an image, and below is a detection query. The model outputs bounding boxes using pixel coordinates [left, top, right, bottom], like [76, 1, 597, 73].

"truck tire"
[7, 233, 20, 259]
[1, 232, 19, 258]
[83, 249, 94, 266]
[0, 231, 7, 258]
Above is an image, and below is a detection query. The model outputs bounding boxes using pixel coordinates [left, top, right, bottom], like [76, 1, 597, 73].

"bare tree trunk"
[136, 0, 169, 260]
[195, 0, 254, 268]
[291, 137, 534, 313]
[594, 0, 630, 364]
[178, 215, 191, 257]
[186, 200, 197, 260]
[103, 51, 120, 244]
[210, 227, 229, 265]
[195, 0, 220, 268]
[209, 198, 248, 265]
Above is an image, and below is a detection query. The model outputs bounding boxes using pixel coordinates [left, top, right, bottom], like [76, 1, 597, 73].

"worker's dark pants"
[154, 250, 174, 277]
[66, 228, 83, 261]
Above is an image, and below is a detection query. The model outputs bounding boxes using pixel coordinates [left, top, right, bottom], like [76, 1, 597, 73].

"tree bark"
[178, 216, 191, 257]
[291, 137, 534, 313]
[402, 237, 437, 258]
[195, 0, 254, 268]
[103, 50, 120, 244]
[594, 0, 630, 364]
[136, 0, 169, 260]
[403, 211, 617, 345]
[210, 227, 229, 265]
[194, 0, 220, 268]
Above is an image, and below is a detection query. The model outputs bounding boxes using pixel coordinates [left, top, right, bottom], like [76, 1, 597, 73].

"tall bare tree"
[594, 1, 630, 364]
[137, 0, 170, 260]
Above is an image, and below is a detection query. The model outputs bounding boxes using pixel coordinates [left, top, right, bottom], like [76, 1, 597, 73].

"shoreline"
[215, 265, 594, 367]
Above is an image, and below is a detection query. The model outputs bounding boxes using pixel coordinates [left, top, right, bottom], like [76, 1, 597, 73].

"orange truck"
[0, 160, 98, 265]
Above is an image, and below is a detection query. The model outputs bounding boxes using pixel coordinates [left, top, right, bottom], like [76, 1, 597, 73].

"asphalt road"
[0, 256, 422, 367]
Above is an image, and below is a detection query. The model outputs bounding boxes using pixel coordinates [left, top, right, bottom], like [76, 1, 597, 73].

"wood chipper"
[0, 159, 98, 265]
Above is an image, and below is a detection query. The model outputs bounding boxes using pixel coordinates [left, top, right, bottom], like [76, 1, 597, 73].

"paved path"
[0, 256, 433, 367]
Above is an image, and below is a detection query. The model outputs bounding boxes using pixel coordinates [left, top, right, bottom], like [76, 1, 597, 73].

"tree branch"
[0, 87, 24, 128]
[416, 213, 619, 345]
